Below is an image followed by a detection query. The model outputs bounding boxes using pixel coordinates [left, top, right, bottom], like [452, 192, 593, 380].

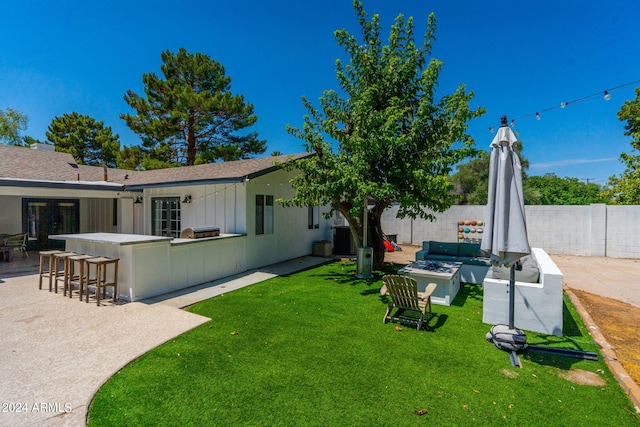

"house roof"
[119, 153, 309, 189]
[0, 145, 309, 191]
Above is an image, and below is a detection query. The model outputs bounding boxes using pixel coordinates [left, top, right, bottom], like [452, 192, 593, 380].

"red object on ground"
[383, 239, 394, 252]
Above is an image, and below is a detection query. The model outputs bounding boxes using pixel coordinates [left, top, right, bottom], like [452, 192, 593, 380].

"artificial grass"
[88, 261, 639, 426]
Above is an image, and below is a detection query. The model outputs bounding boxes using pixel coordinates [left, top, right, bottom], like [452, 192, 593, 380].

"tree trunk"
[338, 201, 387, 270]
[186, 113, 197, 166]
[368, 205, 386, 270]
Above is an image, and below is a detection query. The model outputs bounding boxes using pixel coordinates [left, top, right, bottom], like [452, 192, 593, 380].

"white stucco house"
[0, 144, 332, 300]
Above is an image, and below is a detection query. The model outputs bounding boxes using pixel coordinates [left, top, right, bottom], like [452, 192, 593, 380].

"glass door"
[22, 199, 80, 249]
[151, 197, 181, 237]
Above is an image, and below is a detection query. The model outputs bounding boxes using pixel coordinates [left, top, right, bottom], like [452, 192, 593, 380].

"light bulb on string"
[510, 119, 515, 127]
[536, 112, 541, 120]
[604, 90, 611, 101]
[489, 127, 494, 133]
[560, 102, 567, 108]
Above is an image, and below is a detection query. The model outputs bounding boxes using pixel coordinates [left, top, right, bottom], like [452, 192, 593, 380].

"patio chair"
[3, 233, 28, 259]
[382, 275, 437, 331]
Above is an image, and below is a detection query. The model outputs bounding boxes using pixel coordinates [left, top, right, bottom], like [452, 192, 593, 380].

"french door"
[22, 199, 80, 249]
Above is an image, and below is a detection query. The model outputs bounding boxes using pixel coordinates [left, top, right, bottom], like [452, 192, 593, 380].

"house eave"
[123, 177, 245, 191]
[0, 178, 127, 192]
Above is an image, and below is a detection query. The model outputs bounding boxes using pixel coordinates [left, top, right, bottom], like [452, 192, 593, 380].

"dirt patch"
[558, 369, 606, 386]
[501, 369, 520, 379]
[571, 289, 640, 387]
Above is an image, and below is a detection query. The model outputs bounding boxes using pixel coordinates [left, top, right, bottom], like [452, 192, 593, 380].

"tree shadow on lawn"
[450, 282, 483, 307]
[307, 260, 399, 288]
[381, 307, 448, 332]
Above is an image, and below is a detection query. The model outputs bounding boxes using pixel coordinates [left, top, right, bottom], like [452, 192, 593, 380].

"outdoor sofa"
[415, 241, 491, 285]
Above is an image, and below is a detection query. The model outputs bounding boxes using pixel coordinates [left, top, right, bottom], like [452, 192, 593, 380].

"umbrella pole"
[509, 265, 515, 329]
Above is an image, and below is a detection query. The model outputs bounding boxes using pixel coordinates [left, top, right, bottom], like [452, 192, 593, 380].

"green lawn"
[88, 261, 639, 426]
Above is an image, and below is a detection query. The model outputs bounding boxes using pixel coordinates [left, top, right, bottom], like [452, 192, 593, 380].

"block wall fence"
[379, 204, 640, 259]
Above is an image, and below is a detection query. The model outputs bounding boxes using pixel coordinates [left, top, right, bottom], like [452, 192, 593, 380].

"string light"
[486, 79, 640, 132]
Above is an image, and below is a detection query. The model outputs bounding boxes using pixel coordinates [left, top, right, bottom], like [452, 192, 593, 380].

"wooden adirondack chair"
[382, 275, 437, 331]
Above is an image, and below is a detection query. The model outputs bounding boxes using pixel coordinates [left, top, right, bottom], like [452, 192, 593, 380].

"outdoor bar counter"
[50, 232, 247, 302]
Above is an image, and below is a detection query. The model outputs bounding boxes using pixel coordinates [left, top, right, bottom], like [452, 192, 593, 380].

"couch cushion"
[428, 241, 459, 257]
[489, 256, 540, 283]
[458, 242, 482, 258]
[424, 254, 459, 263]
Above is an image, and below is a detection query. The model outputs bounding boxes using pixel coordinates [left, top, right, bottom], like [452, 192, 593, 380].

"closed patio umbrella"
[481, 117, 530, 270]
[481, 116, 531, 360]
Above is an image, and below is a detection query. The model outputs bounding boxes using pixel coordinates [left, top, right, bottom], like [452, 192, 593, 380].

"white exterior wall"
[136, 169, 331, 271]
[142, 182, 247, 236]
[0, 188, 129, 236]
[244, 169, 332, 269]
[81, 198, 118, 233]
[0, 195, 24, 234]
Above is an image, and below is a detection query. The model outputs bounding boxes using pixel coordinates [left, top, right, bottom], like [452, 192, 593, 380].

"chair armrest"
[418, 282, 437, 299]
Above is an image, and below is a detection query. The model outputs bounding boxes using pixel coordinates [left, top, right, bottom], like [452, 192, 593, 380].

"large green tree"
[121, 48, 266, 168]
[601, 87, 640, 204]
[527, 173, 606, 205]
[451, 140, 541, 205]
[0, 108, 28, 146]
[283, 1, 484, 268]
[46, 112, 120, 167]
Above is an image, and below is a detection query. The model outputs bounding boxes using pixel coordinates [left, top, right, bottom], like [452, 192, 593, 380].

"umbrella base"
[486, 324, 528, 352]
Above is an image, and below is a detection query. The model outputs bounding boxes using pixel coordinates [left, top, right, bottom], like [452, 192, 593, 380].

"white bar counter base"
[398, 260, 462, 306]
[50, 232, 247, 302]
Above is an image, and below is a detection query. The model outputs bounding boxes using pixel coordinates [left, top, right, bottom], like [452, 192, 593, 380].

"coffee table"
[398, 260, 462, 306]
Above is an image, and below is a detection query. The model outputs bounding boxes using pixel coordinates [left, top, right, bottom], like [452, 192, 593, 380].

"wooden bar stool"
[85, 257, 119, 306]
[66, 254, 98, 300]
[51, 252, 79, 294]
[38, 250, 63, 291]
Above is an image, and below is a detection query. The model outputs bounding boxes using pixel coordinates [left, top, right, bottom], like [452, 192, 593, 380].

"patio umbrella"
[481, 116, 531, 333]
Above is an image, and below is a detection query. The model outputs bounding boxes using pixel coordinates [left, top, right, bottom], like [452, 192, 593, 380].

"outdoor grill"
[180, 226, 220, 239]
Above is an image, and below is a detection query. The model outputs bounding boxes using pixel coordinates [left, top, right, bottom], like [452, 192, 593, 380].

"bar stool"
[85, 257, 119, 306]
[51, 252, 79, 294]
[66, 254, 98, 300]
[38, 250, 63, 291]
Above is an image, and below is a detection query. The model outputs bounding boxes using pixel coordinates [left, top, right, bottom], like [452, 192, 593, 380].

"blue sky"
[2, 0, 639, 185]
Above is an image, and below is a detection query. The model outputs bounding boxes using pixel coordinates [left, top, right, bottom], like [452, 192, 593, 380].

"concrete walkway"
[551, 254, 640, 308]
[0, 256, 329, 427]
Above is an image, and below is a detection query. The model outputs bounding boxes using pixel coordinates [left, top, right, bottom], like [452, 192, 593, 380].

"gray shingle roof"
[0, 145, 308, 190]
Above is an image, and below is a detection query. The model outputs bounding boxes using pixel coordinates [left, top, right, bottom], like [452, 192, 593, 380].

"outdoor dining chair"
[3, 233, 28, 259]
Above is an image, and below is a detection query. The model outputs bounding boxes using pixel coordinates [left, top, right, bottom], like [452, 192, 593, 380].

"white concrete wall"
[482, 248, 564, 336]
[606, 206, 640, 259]
[381, 204, 640, 259]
